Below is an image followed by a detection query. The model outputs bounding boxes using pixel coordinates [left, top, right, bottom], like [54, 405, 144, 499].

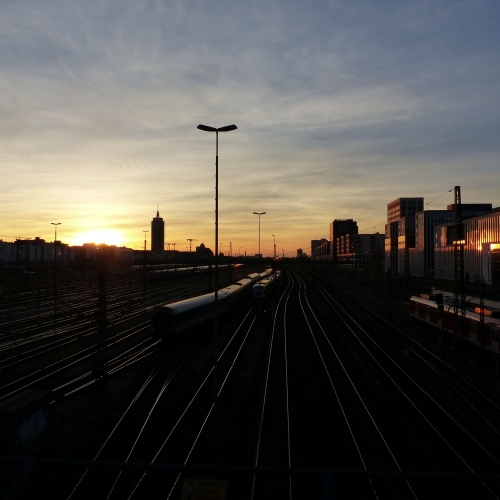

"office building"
[311, 239, 329, 259]
[330, 219, 358, 262]
[338, 233, 385, 269]
[387, 198, 424, 224]
[409, 204, 492, 276]
[385, 198, 424, 272]
[434, 208, 500, 284]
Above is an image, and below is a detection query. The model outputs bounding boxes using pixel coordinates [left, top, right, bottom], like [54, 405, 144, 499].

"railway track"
[250, 271, 294, 499]
[301, 268, 500, 498]
[5, 265, 500, 499]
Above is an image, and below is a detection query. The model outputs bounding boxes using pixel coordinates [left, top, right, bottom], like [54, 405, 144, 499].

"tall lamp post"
[197, 123, 237, 461]
[253, 212, 266, 257]
[272, 234, 276, 260]
[51, 222, 61, 327]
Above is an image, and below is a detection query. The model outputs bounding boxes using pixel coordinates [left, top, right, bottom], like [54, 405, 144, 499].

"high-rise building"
[387, 198, 424, 223]
[330, 219, 358, 262]
[151, 209, 165, 253]
[385, 197, 424, 272]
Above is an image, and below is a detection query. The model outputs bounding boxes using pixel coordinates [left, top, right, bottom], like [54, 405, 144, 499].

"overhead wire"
[426, 188, 454, 207]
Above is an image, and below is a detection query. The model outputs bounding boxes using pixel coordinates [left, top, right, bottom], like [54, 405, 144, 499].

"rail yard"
[1, 262, 500, 499]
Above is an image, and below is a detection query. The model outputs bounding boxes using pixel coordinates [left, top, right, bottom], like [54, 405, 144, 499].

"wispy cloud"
[1, 0, 499, 252]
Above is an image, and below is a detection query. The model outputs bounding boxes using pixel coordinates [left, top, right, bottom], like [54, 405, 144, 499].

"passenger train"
[409, 294, 500, 354]
[252, 271, 280, 306]
[151, 269, 273, 340]
[147, 266, 209, 280]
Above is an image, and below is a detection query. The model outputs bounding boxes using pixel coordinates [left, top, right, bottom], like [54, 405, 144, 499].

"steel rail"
[126, 307, 257, 499]
[312, 276, 500, 498]
[293, 270, 415, 499]
[250, 271, 294, 500]
[67, 341, 192, 499]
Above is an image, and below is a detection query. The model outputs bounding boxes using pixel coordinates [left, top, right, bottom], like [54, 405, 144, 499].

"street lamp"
[197, 122, 237, 460]
[51, 222, 61, 327]
[51, 222, 61, 243]
[197, 124, 237, 285]
[272, 234, 276, 260]
[253, 212, 266, 257]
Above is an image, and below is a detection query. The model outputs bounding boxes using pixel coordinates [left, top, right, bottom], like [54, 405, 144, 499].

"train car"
[151, 270, 272, 340]
[151, 291, 230, 338]
[147, 266, 209, 281]
[409, 295, 500, 354]
[253, 271, 280, 306]
[131, 263, 169, 272]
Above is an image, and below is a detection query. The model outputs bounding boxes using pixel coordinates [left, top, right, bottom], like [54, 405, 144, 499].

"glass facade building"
[435, 210, 500, 284]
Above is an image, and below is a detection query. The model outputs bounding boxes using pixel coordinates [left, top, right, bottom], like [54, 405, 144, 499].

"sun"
[73, 229, 124, 247]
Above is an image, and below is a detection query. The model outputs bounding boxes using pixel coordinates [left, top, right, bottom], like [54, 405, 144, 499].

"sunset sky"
[1, 1, 499, 257]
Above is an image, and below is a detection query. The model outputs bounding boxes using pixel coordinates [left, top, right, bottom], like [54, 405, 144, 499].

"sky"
[1, 0, 499, 257]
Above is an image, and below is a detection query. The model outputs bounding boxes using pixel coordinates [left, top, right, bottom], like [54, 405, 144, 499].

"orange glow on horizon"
[70, 229, 124, 247]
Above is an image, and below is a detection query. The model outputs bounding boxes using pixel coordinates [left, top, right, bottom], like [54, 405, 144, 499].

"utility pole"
[51, 222, 61, 328]
[93, 265, 107, 382]
[187, 238, 198, 268]
[453, 186, 465, 346]
[480, 278, 485, 357]
[171, 243, 177, 270]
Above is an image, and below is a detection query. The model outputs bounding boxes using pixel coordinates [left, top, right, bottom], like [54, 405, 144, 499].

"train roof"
[431, 289, 500, 310]
[410, 296, 500, 326]
[219, 277, 256, 296]
[154, 291, 229, 315]
[219, 284, 244, 295]
[236, 278, 253, 286]
[253, 278, 273, 288]
[246, 273, 261, 280]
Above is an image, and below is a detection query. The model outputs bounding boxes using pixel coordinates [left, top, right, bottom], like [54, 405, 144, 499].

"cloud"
[0, 0, 499, 252]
